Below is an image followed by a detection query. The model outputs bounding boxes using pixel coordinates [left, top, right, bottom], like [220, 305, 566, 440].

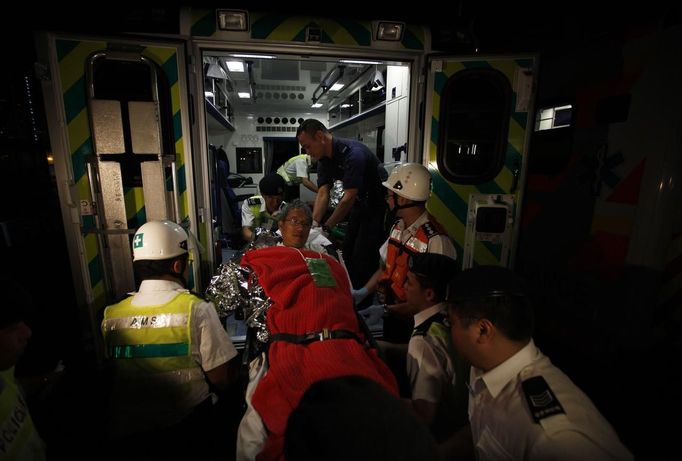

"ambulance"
[34, 7, 680, 366]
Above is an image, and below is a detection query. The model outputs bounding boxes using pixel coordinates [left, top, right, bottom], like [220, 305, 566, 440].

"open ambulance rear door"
[422, 55, 538, 269]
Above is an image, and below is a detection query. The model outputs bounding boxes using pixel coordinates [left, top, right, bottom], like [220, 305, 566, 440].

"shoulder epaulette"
[521, 376, 565, 423]
[421, 221, 438, 238]
[247, 196, 262, 206]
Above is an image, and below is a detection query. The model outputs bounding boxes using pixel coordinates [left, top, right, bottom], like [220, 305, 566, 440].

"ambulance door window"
[437, 68, 511, 184]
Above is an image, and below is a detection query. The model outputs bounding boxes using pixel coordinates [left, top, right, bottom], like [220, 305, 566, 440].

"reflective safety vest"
[102, 292, 205, 426]
[247, 196, 280, 231]
[412, 312, 449, 340]
[276, 154, 308, 184]
[379, 216, 444, 302]
[0, 368, 45, 461]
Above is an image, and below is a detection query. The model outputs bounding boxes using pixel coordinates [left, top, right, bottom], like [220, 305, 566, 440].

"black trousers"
[105, 397, 232, 461]
[343, 202, 388, 291]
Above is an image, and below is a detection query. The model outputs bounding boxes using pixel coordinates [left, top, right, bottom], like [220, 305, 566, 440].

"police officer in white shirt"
[442, 265, 633, 461]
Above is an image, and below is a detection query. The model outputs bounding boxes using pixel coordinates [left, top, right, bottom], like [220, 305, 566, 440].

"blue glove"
[351, 286, 369, 305]
[358, 304, 384, 328]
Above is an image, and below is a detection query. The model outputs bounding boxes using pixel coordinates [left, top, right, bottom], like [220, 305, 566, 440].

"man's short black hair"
[259, 173, 286, 196]
[408, 253, 458, 302]
[447, 265, 533, 341]
[296, 119, 328, 138]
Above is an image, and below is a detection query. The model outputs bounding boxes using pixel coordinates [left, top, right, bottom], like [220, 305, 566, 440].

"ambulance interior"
[202, 51, 412, 342]
[202, 52, 410, 241]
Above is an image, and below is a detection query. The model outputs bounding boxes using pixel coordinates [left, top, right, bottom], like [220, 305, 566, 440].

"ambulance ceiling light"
[376, 22, 405, 41]
[231, 53, 276, 59]
[340, 59, 383, 65]
[217, 10, 249, 31]
[226, 61, 245, 72]
[238, 92, 251, 99]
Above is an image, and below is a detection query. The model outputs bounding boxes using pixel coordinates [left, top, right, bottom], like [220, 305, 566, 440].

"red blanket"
[242, 246, 399, 460]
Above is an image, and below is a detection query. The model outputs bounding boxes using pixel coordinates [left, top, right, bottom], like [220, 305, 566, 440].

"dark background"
[2, 2, 680, 458]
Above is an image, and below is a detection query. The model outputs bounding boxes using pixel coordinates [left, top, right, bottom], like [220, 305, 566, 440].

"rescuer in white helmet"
[101, 220, 238, 458]
[352, 163, 457, 395]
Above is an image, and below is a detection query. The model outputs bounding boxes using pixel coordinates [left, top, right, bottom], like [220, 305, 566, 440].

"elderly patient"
[235, 244, 397, 461]
[277, 199, 337, 258]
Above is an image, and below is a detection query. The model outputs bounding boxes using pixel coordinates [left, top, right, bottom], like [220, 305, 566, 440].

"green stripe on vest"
[109, 342, 189, 359]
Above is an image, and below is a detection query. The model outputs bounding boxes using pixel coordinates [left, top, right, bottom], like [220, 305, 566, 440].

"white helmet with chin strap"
[132, 220, 188, 261]
[382, 163, 432, 201]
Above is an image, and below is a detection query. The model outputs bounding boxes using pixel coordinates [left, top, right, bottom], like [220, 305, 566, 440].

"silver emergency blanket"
[329, 180, 345, 209]
[205, 230, 281, 342]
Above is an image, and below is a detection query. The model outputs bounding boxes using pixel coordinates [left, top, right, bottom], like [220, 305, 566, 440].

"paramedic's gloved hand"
[358, 304, 384, 328]
[351, 286, 369, 305]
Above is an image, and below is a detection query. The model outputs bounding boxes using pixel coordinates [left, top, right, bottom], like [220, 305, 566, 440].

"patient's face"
[279, 209, 312, 249]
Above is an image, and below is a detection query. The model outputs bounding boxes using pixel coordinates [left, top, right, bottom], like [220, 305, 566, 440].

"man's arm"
[324, 187, 358, 229]
[242, 226, 253, 241]
[241, 200, 255, 241]
[363, 266, 384, 294]
[300, 177, 318, 193]
[205, 359, 239, 391]
[312, 183, 330, 224]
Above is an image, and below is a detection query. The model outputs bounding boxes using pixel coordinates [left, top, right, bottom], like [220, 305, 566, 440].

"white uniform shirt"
[241, 199, 286, 229]
[379, 211, 456, 263]
[236, 353, 269, 461]
[283, 157, 309, 184]
[468, 340, 633, 460]
[407, 303, 456, 404]
[108, 279, 237, 436]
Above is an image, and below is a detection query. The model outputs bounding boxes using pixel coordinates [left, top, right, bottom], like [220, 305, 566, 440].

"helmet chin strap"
[393, 201, 420, 211]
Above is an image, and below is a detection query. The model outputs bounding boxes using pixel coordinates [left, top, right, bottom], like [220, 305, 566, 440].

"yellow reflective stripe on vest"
[0, 369, 44, 461]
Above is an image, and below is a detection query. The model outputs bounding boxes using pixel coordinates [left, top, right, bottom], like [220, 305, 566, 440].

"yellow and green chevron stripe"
[427, 58, 533, 268]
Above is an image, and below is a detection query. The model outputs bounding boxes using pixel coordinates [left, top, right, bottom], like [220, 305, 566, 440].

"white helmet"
[382, 163, 432, 201]
[132, 220, 188, 261]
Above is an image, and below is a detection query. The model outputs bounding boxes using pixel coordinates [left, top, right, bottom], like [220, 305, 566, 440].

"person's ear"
[424, 287, 436, 303]
[476, 318, 495, 343]
[172, 258, 185, 275]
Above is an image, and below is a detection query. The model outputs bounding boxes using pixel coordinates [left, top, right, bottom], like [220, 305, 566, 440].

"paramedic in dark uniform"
[241, 173, 287, 242]
[296, 118, 387, 292]
[441, 265, 633, 460]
